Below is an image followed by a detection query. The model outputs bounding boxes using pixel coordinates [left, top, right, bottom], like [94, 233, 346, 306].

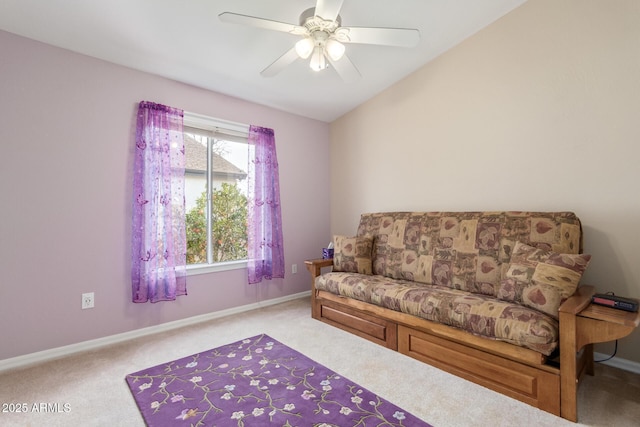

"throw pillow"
[332, 235, 373, 275]
[497, 241, 591, 318]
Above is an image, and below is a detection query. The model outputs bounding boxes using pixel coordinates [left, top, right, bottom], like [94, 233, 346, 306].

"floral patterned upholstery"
[498, 241, 591, 318]
[315, 211, 585, 355]
[316, 272, 559, 355]
[332, 235, 374, 274]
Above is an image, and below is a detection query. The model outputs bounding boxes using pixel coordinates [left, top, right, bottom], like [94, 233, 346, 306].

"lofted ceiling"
[0, 0, 526, 122]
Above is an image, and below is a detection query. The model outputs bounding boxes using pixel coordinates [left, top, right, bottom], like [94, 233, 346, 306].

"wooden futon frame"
[306, 258, 639, 422]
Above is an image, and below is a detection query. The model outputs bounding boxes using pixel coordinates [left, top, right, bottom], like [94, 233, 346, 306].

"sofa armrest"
[559, 285, 596, 316]
[304, 258, 333, 277]
[558, 284, 596, 421]
[305, 258, 333, 320]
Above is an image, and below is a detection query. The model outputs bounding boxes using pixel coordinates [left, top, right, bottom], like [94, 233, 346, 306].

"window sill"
[186, 260, 247, 276]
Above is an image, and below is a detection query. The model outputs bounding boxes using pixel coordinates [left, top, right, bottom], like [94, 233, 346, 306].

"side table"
[560, 293, 640, 421]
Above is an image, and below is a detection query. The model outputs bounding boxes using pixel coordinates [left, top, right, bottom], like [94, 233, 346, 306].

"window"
[183, 112, 251, 273]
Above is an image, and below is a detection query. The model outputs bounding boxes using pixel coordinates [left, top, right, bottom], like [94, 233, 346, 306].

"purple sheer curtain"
[131, 101, 187, 303]
[247, 125, 285, 284]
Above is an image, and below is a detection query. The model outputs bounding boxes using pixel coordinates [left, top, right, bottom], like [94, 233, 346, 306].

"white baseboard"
[0, 291, 311, 373]
[595, 352, 640, 374]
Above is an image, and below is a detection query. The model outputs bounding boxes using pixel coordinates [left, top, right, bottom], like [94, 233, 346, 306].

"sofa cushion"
[332, 235, 373, 275]
[355, 212, 583, 298]
[315, 272, 560, 355]
[497, 241, 591, 318]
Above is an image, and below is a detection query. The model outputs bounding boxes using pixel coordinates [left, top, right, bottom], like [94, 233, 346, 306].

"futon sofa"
[305, 211, 597, 421]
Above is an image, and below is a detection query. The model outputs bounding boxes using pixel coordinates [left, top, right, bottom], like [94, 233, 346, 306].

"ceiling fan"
[219, 0, 420, 82]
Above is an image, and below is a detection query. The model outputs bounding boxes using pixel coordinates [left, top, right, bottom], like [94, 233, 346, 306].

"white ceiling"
[0, 0, 526, 122]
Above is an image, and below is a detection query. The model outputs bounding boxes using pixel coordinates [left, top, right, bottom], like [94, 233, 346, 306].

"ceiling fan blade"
[336, 27, 420, 47]
[260, 47, 300, 77]
[314, 0, 344, 21]
[327, 54, 361, 83]
[219, 12, 306, 35]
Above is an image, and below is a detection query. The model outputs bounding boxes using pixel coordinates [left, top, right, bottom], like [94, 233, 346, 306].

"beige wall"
[330, 0, 640, 363]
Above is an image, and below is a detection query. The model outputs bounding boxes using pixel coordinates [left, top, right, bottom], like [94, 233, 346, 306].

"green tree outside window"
[185, 182, 248, 264]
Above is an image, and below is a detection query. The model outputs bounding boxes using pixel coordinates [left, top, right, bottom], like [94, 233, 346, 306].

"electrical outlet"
[82, 292, 95, 310]
[292, 264, 298, 274]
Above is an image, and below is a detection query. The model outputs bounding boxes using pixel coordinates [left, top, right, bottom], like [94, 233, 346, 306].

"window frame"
[183, 112, 250, 276]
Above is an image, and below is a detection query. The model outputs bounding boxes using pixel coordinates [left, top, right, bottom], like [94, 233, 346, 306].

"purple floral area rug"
[126, 333, 432, 427]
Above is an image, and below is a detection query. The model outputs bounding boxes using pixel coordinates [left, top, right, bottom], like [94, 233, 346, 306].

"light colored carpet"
[1, 297, 639, 426]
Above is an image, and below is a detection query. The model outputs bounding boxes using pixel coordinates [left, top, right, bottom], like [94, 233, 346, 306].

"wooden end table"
[560, 297, 640, 421]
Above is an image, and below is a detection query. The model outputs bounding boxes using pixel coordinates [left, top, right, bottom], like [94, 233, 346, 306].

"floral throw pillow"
[497, 241, 591, 318]
[332, 235, 373, 275]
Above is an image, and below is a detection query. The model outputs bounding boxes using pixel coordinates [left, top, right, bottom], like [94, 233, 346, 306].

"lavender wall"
[0, 30, 331, 361]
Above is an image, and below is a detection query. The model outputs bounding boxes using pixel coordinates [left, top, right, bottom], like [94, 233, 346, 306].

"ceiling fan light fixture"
[220, 1, 419, 81]
[309, 45, 326, 72]
[325, 38, 345, 61]
[295, 37, 314, 59]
